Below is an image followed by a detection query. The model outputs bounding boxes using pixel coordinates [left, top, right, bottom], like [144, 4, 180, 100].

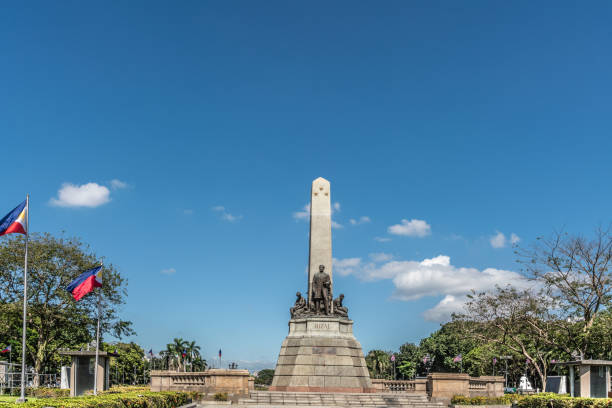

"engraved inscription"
[313, 322, 330, 330]
[312, 347, 337, 355]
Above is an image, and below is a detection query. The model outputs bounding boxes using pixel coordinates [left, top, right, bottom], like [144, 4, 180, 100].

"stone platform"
[237, 391, 448, 408]
[270, 317, 374, 393]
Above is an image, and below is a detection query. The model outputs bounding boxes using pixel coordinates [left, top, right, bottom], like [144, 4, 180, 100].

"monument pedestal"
[270, 317, 375, 393]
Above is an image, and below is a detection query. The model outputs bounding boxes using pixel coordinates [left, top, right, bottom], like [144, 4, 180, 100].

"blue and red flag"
[453, 354, 462, 363]
[219, 349, 222, 358]
[0, 200, 27, 236]
[1, 345, 11, 353]
[66, 266, 102, 301]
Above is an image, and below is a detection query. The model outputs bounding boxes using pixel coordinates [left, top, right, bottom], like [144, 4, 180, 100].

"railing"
[371, 378, 427, 394]
[468, 379, 488, 390]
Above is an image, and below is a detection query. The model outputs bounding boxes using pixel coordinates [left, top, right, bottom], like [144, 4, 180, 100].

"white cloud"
[161, 268, 176, 275]
[349, 216, 371, 226]
[222, 212, 242, 222]
[369, 252, 393, 262]
[490, 231, 521, 248]
[333, 202, 341, 212]
[292, 204, 310, 220]
[333, 254, 529, 322]
[490, 231, 506, 248]
[423, 295, 465, 322]
[183, 209, 194, 215]
[50, 182, 111, 208]
[333, 257, 362, 276]
[331, 220, 343, 229]
[388, 219, 431, 237]
[110, 179, 128, 190]
[213, 206, 242, 222]
[374, 237, 392, 242]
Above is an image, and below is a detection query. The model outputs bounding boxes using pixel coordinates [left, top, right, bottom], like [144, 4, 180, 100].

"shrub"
[452, 394, 516, 405]
[214, 392, 228, 401]
[515, 394, 612, 408]
[29, 388, 70, 398]
[2, 389, 192, 407]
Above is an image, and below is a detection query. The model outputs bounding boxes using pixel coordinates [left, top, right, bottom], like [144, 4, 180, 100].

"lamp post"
[500, 356, 512, 389]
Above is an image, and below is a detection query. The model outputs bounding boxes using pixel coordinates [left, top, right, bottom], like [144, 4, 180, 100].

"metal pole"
[17, 195, 29, 403]
[94, 264, 102, 395]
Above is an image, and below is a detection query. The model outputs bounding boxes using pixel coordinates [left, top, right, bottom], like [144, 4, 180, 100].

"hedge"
[452, 394, 612, 407]
[452, 395, 516, 405]
[1, 389, 195, 408]
[515, 394, 612, 408]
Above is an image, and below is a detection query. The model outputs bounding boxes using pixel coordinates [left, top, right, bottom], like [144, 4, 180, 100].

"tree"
[365, 350, 392, 379]
[417, 321, 479, 375]
[103, 342, 146, 385]
[185, 340, 201, 372]
[518, 227, 612, 357]
[0, 234, 133, 384]
[396, 343, 419, 379]
[160, 338, 205, 372]
[255, 369, 275, 385]
[456, 286, 562, 390]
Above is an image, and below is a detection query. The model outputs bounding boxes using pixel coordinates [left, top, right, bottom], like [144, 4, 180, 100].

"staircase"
[236, 391, 447, 407]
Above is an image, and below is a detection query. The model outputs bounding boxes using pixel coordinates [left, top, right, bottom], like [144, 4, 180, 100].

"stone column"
[307, 177, 333, 303]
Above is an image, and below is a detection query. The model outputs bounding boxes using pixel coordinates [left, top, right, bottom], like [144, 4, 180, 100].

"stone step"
[238, 391, 444, 408]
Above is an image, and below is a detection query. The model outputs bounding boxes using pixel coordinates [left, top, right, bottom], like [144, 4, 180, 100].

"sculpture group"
[290, 265, 349, 319]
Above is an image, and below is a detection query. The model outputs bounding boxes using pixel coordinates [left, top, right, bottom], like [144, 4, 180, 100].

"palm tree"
[192, 356, 207, 372]
[366, 350, 392, 379]
[164, 338, 188, 371]
[185, 341, 202, 372]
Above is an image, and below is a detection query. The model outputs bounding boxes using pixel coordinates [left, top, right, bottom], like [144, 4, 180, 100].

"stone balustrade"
[371, 378, 427, 393]
[150, 369, 253, 398]
[371, 374, 503, 403]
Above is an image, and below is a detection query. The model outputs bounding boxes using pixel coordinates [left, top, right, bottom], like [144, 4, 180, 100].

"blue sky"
[1, 1, 611, 371]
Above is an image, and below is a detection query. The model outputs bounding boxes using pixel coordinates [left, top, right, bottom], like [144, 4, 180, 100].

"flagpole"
[17, 195, 29, 403]
[94, 263, 103, 396]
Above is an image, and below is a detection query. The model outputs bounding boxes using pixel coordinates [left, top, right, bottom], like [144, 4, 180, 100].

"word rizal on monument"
[270, 177, 375, 393]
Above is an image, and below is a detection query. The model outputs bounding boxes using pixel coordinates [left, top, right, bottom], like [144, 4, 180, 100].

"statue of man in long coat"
[311, 264, 331, 315]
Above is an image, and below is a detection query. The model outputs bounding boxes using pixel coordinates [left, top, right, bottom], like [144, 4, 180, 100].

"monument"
[270, 177, 374, 393]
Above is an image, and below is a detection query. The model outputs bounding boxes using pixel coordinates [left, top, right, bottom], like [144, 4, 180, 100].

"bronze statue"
[290, 291, 308, 318]
[333, 294, 348, 318]
[311, 264, 331, 315]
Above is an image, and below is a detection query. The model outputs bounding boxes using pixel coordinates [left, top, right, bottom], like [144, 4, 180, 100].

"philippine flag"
[66, 266, 103, 301]
[0, 200, 27, 236]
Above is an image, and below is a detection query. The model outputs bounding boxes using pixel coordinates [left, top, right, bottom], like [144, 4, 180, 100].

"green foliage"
[103, 342, 147, 385]
[451, 395, 515, 405]
[255, 369, 275, 385]
[27, 387, 70, 398]
[159, 337, 206, 372]
[1, 389, 193, 407]
[515, 393, 612, 408]
[365, 350, 393, 379]
[214, 392, 228, 401]
[0, 233, 133, 380]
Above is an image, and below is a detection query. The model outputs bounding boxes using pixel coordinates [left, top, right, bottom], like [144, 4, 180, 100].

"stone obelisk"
[270, 177, 374, 393]
[308, 177, 333, 305]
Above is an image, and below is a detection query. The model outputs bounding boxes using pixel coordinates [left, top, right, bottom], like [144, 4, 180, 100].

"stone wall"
[427, 373, 504, 403]
[150, 369, 252, 398]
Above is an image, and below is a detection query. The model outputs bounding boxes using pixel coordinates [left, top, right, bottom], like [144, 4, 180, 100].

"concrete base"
[270, 317, 374, 393]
